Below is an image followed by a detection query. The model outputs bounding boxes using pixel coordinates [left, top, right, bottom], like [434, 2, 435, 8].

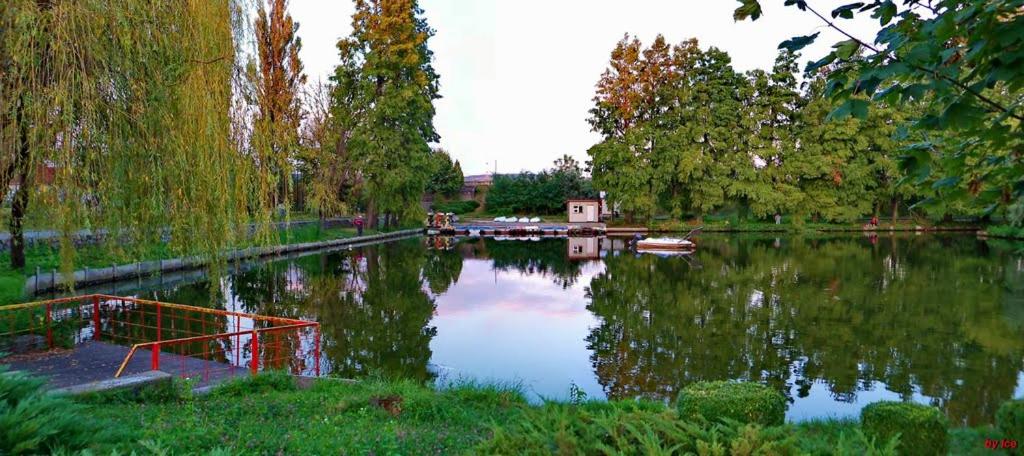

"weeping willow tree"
[0, 0, 267, 281]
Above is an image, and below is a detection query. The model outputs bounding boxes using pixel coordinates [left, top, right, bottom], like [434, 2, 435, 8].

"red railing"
[0, 294, 320, 382]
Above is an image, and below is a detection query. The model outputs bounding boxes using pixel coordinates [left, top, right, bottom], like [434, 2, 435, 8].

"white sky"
[290, 1, 880, 175]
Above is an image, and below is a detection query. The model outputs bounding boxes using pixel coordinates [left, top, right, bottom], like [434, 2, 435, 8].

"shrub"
[0, 366, 108, 454]
[676, 381, 787, 426]
[431, 200, 479, 214]
[860, 401, 948, 456]
[477, 400, 802, 455]
[997, 399, 1024, 454]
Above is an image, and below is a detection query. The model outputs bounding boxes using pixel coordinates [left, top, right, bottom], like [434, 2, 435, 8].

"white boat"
[636, 237, 696, 251]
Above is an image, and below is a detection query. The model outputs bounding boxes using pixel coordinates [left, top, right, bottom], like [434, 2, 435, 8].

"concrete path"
[1, 341, 247, 390]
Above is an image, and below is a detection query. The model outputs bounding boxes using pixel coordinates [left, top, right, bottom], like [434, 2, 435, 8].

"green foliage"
[486, 170, 596, 216]
[2, 0, 264, 282]
[0, 367, 109, 454]
[209, 370, 297, 398]
[426, 149, 464, 197]
[479, 400, 802, 455]
[795, 419, 900, 456]
[430, 200, 479, 215]
[989, 225, 1024, 239]
[860, 401, 949, 456]
[588, 34, 928, 223]
[330, 0, 440, 226]
[734, 0, 1024, 225]
[997, 399, 1024, 450]
[676, 381, 787, 426]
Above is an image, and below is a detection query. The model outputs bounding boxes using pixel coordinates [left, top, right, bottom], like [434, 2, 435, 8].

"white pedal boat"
[636, 237, 696, 251]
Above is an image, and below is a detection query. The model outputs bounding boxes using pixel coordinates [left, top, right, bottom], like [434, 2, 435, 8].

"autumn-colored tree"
[252, 0, 306, 212]
[331, 0, 440, 229]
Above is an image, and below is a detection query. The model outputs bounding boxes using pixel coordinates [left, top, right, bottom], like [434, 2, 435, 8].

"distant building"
[460, 173, 495, 200]
[463, 174, 494, 187]
[567, 199, 601, 223]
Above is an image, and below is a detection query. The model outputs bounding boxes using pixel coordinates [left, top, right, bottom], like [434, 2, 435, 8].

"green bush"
[860, 401, 948, 456]
[431, 200, 479, 214]
[676, 381, 787, 426]
[0, 366, 109, 454]
[477, 400, 802, 455]
[997, 399, 1024, 454]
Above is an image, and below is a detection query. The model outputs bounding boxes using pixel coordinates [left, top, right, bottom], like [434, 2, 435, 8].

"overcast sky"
[289, 1, 879, 175]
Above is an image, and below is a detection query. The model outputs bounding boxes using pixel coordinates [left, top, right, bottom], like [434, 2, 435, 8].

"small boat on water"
[636, 237, 696, 252]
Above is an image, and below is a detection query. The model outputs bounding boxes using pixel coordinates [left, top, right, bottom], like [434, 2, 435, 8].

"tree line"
[485, 155, 598, 215]
[587, 35, 932, 224]
[0, 0, 446, 272]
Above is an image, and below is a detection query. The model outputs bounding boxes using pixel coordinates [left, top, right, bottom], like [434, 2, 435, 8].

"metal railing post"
[151, 342, 160, 371]
[156, 302, 162, 344]
[92, 295, 101, 341]
[314, 325, 321, 377]
[250, 330, 259, 374]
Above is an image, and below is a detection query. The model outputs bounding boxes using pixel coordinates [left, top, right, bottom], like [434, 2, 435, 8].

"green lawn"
[74, 374, 1013, 455]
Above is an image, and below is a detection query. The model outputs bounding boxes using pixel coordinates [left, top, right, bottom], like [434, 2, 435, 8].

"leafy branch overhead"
[734, 0, 1024, 223]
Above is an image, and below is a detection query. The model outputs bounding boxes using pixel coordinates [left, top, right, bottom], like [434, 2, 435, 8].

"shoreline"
[22, 228, 424, 296]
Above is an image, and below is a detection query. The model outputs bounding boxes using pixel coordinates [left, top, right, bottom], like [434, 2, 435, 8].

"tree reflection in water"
[585, 234, 1024, 425]
[139, 234, 1023, 425]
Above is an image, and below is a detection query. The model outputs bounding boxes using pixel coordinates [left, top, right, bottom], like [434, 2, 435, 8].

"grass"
[81, 373, 528, 455]
[604, 214, 981, 233]
[71, 373, 1015, 455]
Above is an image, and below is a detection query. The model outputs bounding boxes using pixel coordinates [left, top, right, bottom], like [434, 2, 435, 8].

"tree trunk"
[366, 200, 378, 230]
[891, 198, 899, 224]
[10, 99, 32, 270]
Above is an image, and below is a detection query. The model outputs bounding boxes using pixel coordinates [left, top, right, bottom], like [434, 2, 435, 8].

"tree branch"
[802, 3, 1024, 122]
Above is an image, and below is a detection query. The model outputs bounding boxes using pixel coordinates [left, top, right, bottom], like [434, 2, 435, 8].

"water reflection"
[136, 234, 1024, 425]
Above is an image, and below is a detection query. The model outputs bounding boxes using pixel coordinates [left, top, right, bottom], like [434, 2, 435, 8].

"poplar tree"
[330, 0, 440, 228]
[252, 0, 307, 211]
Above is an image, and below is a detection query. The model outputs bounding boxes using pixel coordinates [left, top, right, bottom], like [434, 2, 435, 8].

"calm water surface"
[139, 234, 1024, 425]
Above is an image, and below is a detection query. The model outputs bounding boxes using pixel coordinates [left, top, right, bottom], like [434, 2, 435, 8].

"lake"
[136, 233, 1024, 425]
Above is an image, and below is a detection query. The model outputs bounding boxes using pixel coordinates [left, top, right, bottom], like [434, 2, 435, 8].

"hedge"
[431, 200, 479, 214]
[861, 401, 948, 456]
[676, 381, 786, 426]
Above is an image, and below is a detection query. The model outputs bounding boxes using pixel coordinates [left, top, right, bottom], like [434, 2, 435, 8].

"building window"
[572, 205, 584, 214]
[572, 245, 584, 254]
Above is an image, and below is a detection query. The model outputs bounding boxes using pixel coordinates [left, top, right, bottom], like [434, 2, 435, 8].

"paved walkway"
[1, 341, 246, 390]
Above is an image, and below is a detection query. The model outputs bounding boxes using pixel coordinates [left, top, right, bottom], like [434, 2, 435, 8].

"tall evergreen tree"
[330, 0, 440, 228]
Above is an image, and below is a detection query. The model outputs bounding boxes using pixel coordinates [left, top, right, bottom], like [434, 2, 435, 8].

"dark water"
[138, 234, 1024, 425]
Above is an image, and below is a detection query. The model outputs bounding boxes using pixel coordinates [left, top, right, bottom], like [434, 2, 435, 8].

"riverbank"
[0, 224, 422, 304]
[68, 374, 1012, 455]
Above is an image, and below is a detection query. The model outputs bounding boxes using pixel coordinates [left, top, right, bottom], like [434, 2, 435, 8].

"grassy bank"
[68, 374, 1015, 455]
[0, 224, 373, 305]
[606, 216, 981, 234]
